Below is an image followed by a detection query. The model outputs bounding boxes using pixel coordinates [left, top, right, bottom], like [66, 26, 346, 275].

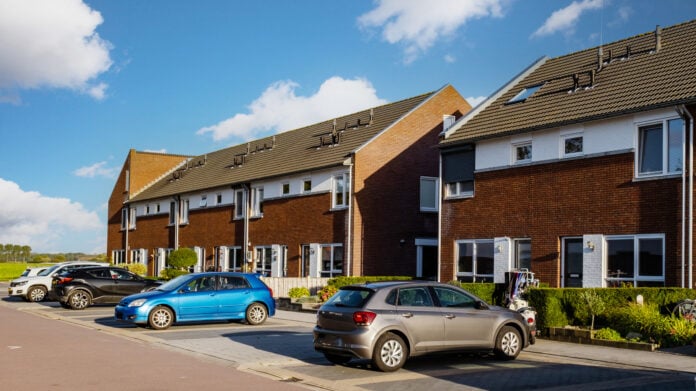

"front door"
[563, 237, 584, 287]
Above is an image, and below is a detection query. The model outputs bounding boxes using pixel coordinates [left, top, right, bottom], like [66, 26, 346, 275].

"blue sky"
[1, 0, 695, 254]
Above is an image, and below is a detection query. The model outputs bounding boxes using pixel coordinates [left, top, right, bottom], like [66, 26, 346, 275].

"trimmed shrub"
[160, 268, 188, 280]
[326, 276, 413, 288]
[288, 287, 310, 300]
[167, 248, 197, 270]
[594, 327, 623, 341]
[124, 263, 147, 276]
[318, 285, 338, 302]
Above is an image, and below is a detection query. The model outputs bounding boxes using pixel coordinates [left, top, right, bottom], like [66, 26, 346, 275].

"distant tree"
[20, 245, 31, 262]
[53, 254, 66, 263]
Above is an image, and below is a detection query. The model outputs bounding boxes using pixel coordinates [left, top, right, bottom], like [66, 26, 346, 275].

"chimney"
[597, 46, 603, 71]
[655, 25, 662, 52]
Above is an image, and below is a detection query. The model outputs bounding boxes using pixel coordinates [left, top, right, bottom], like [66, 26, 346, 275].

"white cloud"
[0, 0, 112, 101]
[444, 54, 456, 63]
[197, 77, 387, 142]
[531, 0, 604, 38]
[358, 0, 505, 63]
[73, 161, 119, 179]
[144, 148, 168, 154]
[0, 178, 102, 252]
[466, 96, 487, 108]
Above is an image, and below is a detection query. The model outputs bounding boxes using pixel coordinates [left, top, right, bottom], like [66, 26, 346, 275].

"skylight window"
[507, 84, 543, 104]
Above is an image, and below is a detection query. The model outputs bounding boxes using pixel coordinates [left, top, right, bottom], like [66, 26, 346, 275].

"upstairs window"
[442, 145, 474, 199]
[180, 199, 189, 224]
[282, 183, 290, 196]
[251, 187, 263, 217]
[513, 141, 532, 164]
[234, 189, 245, 219]
[129, 207, 136, 229]
[121, 208, 128, 230]
[562, 134, 583, 157]
[169, 202, 176, 225]
[637, 118, 683, 177]
[303, 179, 312, 193]
[199, 195, 208, 208]
[333, 173, 350, 208]
[419, 177, 438, 212]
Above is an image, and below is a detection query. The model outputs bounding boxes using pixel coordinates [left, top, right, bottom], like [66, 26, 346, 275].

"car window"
[20, 269, 31, 277]
[186, 276, 216, 292]
[396, 287, 434, 307]
[219, 276, 250, 290]
[110, 269, 135, 280]
[325, 289, 370, 308]
[433, 287, 476, 308]
[88, 269, 112, 279]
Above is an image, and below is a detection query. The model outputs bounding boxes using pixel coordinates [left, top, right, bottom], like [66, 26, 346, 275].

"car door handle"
[444, 314, 455, 319]
[401, 312, 414, 318]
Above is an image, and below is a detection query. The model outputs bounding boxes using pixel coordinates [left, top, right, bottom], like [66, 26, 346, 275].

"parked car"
[114, 272, 275, 330]
[8, 261, 106, 302]
[313, 281, 535, 372]
[19, 266, 47, 277]
[53, 266, 161, 310]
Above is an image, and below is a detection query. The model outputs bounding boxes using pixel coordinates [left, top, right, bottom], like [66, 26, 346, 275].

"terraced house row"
[108, 20, 696, 288]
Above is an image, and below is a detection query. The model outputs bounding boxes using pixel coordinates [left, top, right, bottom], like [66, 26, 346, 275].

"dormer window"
[507, 84, 542, 104]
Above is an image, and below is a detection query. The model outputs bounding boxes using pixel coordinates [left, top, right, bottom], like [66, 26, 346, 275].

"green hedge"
[447, 281, 503, 305]
[326, 276, 413, 288]
[527, 287, 696, 330]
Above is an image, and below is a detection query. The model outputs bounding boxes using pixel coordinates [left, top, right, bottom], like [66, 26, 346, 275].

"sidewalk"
[275, 309, 696, 374]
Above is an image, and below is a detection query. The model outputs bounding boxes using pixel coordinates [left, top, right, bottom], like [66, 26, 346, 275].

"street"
[2, 287, 696, 390]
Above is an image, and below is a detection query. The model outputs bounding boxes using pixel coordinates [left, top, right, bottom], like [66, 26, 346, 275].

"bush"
[160, 268, 188, 280]
[327, 276, 412, 288]
[124, 263, 147, 276]
[447, 282, 500, 305]
[318, 285, 338, 302]
[594, 327, 623, 341]
[167, 248, 197, 270]
[288, 287, 310, 299]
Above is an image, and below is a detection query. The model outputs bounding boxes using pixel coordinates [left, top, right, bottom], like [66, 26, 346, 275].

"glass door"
[563, 237, 583, 287]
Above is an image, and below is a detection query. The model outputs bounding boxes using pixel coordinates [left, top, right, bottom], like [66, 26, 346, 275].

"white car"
[8, 261, 107, 302]
[19, 267, 48, 278]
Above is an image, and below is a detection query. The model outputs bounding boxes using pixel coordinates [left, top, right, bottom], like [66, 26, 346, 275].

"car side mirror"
[475, 300, 489, 310]
[180, 286, 192, 294]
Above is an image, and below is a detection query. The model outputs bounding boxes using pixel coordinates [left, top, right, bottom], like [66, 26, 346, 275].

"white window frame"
[251, 187, 264, 217]
[112, 250, 126, 265]
[320, 243, 344, 277]
[169, 201, 176, 225]
[180, 199, 189, 224]
[636, 117, 684, 178]
[332, 173, 350, 209]
[455, 239, 494, 282]
[234, 189, 245, 219]
[561, 133, 584, 158]
[281, 182, 290, 196]
[121, 208, 128, 230]
[303, 179, 312, 193]
[128, 207, 136, 229]
[513, 238, 532, 270]
[199, 195, 208, 208]
[445, 181, 473, 198]
[419, 176, 439, 212]
[605, 234, 665, 287]
[512, 141, 532, 164]
[216, 193, 222, 205]
[254, 246, 272, 276]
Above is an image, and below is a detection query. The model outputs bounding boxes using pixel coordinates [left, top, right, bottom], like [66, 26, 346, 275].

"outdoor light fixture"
[586, 241, 595, 251]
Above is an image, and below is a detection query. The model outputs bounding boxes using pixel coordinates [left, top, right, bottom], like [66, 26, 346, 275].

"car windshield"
[37, 265, 60, 276]
[155, 274, 194, 291]
[325, 288, 372, 308]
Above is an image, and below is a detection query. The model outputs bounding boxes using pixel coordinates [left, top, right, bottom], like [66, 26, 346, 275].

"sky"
[1, 0, 695, 254]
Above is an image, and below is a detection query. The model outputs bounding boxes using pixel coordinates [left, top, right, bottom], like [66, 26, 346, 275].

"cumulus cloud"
[0, 0, 113, 101]
[358, 0, 505, 63]
[197, 77, 387, 142]
[531, 0, 604, 38]
[0, 178, 102, 252]
[73, 161, 119, 179]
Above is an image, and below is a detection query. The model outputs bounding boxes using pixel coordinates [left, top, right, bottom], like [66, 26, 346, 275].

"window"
[514, 239, 532, 270]
[282, 183, 290, 196]
[180, 199, 189, 224]
[321, 244, 344, 277]
[637, 118, 683, 177]
[562, 134, 583, 157]
[169, 201, 176, 225]
[228, 247, 243, 272]
[234, 189, 245, 219]
[605, 235, 664, 287]
[396, 287, 433, 307]
[121, 208, 128, 230]
[251, 187, 263, 217]
[216, 193, 222, 205]
[122, 207, 136, 229]
[332, 173, 350, 208]
[156, 203, 161, 213]
[303, 179, 312, 193]
[200, 195, 207, 208]
[420, 177, 438, 212]
[507, 84, 542, 104]
[254, 246, 272, 276]
[130, 248, 146, 264]
[455, 240, 494, 282]
[442, 145, 474, 198]
[112, 250, 126, 265]
[513, 142, 532, 163]
[146, 205, 151, 215]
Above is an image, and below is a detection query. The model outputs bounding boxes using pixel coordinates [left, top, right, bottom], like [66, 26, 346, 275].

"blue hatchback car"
[114, 272, 275, 330]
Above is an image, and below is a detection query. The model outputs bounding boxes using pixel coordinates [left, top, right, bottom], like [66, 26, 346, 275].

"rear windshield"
[325, 288, 372, 308]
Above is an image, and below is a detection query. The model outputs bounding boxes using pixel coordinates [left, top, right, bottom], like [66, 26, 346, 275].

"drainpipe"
[679, 105, 694, 288]
[242, 184, 250, 268]
[437, 154, 443, 283]
[173, 196, 180, 250]
[124, 205, 129, 263]
[346, 161, 354, 277]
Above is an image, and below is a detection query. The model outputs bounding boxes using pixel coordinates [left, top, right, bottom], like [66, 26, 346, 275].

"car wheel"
[494, 326, 522, 360]
[27, 286, 47, 302]
[372, 332, 407, 372]
[324, 353, 352, 365]
[148, 306, 174, 330]
[245, 303, 267, 325]
[68, 290, 92, 310]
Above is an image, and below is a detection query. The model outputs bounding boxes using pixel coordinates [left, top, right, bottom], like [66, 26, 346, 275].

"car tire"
[324, 353, 352, 365]
[372, 332, 407, 372]
[68, 290, 92, 310]
[27, 286, 47, 302]
[148, 306, 174, 330]
[494, 326, 522, 360]
[245, 303, 268, 325]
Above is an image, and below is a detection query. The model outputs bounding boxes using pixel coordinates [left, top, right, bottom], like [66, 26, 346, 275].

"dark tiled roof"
[130, 91, 436, 202]
[443, 19, 696, 145]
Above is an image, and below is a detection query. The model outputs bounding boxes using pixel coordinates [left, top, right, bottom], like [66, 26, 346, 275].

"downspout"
[437, 154, 443, 283]
[346, 161, 354, 277]
[679, 105, 694, 288]
[124, 205, 129, 263]
[173, 196, 180, 250]
[242, 184, 250, 269]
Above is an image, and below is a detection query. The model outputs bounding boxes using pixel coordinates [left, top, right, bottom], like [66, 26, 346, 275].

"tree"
[580, 289, 607, 332]
[167, 248, 197, 270]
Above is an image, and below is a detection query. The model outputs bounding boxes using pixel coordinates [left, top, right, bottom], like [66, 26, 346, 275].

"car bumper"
[313, 326, 374, 359]
[114, 304, 149, 324]
[8, 286, 27, 298]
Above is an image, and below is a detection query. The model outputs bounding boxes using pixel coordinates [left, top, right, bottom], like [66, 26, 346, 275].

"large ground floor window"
[605, 234, 664, 287]
[321, 244, 344, 277]
[455, 239, 494, 282]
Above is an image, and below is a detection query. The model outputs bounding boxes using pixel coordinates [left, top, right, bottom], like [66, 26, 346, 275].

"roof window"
[507, 84, 543, 104]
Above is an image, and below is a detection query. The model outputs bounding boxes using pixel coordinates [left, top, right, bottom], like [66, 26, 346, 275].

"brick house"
[107, 85, 470, 278]
[439, 20, 696, 288]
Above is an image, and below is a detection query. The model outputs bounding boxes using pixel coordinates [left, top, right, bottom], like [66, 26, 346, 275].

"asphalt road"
[2, 284, 696, 391]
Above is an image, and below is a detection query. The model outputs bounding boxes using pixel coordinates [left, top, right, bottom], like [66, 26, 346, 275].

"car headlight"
[128, 298, 147, 307]
[16, 281, 28, 286]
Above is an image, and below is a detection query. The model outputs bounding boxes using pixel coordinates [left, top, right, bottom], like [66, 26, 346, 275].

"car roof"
[342, 280, 442, 290]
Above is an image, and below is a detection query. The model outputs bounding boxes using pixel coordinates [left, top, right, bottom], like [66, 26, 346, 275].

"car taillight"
[56, 277, 73, 284]
[353, 311, 377, 326]
[527, 317, 535, 324]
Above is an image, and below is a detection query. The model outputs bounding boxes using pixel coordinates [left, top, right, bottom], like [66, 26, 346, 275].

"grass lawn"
[0, 262, 53, 281]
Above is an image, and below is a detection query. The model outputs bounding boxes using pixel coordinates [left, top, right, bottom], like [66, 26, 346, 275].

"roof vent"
[443, 115, 456, 132]
[597, 46, 603, 72]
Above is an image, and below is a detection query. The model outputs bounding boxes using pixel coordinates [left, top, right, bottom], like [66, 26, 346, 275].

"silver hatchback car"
[313, 281, 534, 372]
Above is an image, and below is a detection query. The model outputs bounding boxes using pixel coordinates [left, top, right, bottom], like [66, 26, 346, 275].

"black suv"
[53, 266, 161, 310]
